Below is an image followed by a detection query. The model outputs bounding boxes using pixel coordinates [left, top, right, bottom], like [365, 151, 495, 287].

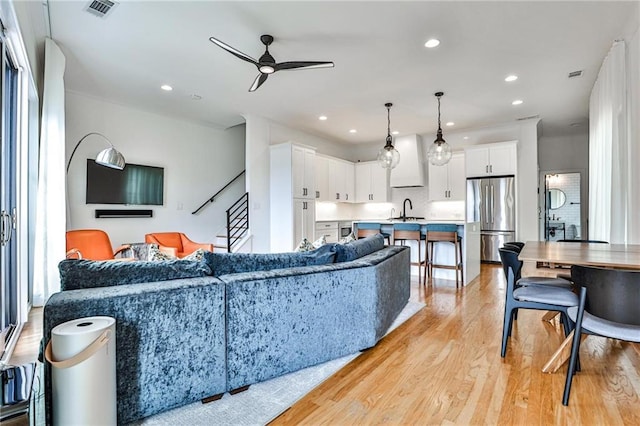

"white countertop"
[353, 219, 466, 225]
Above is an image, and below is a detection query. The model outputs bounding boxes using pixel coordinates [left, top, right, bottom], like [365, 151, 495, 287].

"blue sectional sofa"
[42, 235, 410, 424]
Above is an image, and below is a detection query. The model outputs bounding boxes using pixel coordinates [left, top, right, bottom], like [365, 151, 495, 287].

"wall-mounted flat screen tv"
[86, 160, 164, 205]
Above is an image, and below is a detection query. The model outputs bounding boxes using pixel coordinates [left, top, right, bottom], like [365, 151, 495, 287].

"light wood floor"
[9, 266, 640, 424]
[273, 265, 640, 425]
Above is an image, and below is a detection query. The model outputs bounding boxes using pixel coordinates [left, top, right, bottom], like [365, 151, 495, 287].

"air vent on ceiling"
[85, 0, 118, 18]
[568, 70, 583, 78]
[516, 114, 540, 121]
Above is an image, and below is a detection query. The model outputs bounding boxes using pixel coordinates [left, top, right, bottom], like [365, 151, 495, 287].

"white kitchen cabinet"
[315, 221, 339, 243]
[355, 161, 389, 203]
[429, 153, 466, 201]
[328, 158, 355, 203]
[293, 199, 316, 246]
[465, 141, 517, 177]
[292, 145, 315, 199]
[270, 142, 317, 252]
[314, 155, 330, 201]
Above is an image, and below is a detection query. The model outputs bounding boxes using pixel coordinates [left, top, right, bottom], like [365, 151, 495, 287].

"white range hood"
[390, 134, 424, 187]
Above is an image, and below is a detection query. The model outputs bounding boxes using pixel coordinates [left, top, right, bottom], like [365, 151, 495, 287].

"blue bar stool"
[393, 223, 425, 283]
[356, 222, 391, 244]
[425, 224, 463, 287]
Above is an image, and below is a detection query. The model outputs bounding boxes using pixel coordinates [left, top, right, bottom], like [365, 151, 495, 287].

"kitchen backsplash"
[315, 186, 465, 221]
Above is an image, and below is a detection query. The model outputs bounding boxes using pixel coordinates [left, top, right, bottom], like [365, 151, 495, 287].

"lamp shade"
[427, 140, 452, 166]
[377, 143, 400, 169]
[95, 147, 126, 170]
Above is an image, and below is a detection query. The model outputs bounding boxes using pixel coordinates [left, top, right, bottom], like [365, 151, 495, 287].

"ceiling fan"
[209, 34, 334, 92]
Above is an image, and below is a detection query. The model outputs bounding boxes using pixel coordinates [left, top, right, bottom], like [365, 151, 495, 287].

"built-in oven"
[339, 222, 353, 238]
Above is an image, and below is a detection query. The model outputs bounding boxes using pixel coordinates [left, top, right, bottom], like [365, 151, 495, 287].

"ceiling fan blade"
[274, 61, 335, 71]
[209, 36, 258, 66]
[249, 73, 268, 92]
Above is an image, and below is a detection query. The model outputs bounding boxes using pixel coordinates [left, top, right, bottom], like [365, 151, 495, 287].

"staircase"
[214, 192, 250, 253]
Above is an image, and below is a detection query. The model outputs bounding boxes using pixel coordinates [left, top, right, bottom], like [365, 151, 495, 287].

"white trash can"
[46, 316, 116, 426]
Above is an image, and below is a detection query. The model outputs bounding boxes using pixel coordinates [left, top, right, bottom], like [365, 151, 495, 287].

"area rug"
[134, 300, 425, 426]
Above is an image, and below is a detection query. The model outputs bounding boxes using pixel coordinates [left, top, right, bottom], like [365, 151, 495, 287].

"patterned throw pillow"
[148, 246, 206, 261]
[338, 232, 356, 244]
[312, 235, 326, 248]
[148, 245, 175, 261]
[294, 238, 315, 252]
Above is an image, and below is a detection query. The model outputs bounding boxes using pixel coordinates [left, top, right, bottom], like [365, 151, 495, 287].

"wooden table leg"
[542, 311, 559, 322]
[542, 331, 587, 373]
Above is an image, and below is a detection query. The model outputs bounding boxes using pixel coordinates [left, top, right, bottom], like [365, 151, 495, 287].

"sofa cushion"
[334, 234, 384, 263]
[58, 258, 212, 291]
[203, 243, 337, 276]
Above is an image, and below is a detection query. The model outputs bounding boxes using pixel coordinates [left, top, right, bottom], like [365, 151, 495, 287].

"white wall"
[66, 91, 245, 248]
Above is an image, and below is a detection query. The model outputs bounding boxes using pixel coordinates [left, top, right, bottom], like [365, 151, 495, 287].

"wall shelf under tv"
[95, 209, 153, 218]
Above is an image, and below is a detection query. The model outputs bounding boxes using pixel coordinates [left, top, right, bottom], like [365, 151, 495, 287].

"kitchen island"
[353, 220, 480, 286]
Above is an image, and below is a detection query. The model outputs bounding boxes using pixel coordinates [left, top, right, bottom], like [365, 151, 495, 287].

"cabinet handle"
[336, 193, 340, 200]
[490, 164, 493, 173]
[316, 191, 320, 199]
[346, 194, 348, 201]
[485, 165, 488, 173]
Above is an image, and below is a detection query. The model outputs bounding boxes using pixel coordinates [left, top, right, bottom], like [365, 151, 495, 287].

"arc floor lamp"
[66, 132, 126, 173]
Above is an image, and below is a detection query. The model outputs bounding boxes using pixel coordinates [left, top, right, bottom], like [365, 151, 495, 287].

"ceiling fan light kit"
[377, 102, 400, 170]
[209, 34, 334, 92]
[427, 92, 453, 166]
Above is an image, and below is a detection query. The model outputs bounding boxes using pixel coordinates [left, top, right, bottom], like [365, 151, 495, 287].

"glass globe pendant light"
[377, 102, 400, 169]
[427, 92, 453, 166]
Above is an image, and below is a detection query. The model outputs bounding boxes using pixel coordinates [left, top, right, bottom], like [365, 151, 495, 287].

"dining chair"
[145, 232, 213, 258]
[503, 241, 525, 251]
[499, 248, 579, 357]
[66, 229, 131, 260]
[356, 223, 391, 244]
[499, 246, 573, 289]
[562, 265, 640, 405]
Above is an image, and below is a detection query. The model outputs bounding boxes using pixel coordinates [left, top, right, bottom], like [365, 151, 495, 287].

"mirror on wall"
[548, 188, 566, 209]
[544, 172, 582, 241]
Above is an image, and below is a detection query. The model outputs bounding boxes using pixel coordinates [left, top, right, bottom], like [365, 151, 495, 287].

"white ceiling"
[43, 1, 639, 144]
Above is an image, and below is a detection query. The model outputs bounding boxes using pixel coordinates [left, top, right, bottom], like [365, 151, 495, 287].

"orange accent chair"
[66, 229, 131, 260]
[144, 232, 213, 258]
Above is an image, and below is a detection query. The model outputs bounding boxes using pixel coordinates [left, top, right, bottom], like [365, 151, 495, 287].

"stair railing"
[192, 170, 245, 215]
[226, 192, 249, 252]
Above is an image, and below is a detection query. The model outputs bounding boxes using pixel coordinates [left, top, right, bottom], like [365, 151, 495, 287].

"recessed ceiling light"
[424, 39, 440, 48]
[161, 84, 173, 91]
[349, 129, 357, 134]
[505, 75, 518, 82]
[463, 136, 469, 140]
[512, 99, 523, 105]
[392, 131, 399, 135]
[446, 122, 455, 126]
[190, 94, 202, 100]
[318, 115, 328, 121]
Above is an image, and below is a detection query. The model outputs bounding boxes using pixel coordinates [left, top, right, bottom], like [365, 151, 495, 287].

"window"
[0, 26, 19, 359]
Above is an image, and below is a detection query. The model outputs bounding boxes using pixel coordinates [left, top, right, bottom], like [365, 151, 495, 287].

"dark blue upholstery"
[334, 234, 385, 262]
[58, 259, 212, 290]
[203, 243, 336, 276]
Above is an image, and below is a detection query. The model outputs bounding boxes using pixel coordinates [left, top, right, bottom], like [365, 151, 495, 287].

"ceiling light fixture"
[427, 92, 452, 166]
[349, 129, 357, 134]
[446, 121, 455, 126]
[392, 131, 399, 135]
[318, 115, 328, 121]
[505, 75, 518, 82]
[512, 99, 523, 105]
[424, 39, 440, 48]
[161, 84, 173, 91]
[376, 102, 400, 170]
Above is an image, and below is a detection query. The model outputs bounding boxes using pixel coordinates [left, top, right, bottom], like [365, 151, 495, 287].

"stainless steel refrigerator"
[467, 176, 516, 262]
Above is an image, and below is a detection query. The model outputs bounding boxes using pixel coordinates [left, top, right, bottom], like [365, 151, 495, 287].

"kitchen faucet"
[402, 198, 413, 221]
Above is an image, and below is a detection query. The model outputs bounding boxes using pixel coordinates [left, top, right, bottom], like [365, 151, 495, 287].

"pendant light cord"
[387, 104, 391, 137]
[437, 96, 442, 130]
